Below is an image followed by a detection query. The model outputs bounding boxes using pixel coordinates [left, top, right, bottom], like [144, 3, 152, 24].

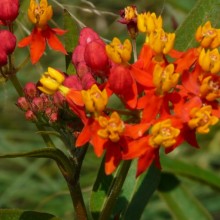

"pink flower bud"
[84, 39, 109, 75]
[25, 110, 36, 121]
[45, 107, 52, 117]
[81, 72, 96, 89]
[40, 93, 50, 105]
[24, 82, 37, 98]
[0, 30, 16, 54]
[32, 97, 44, 112]
[49, 112, 58, 123]
[79, 27, 100, 46]
[76, 62, 90, 79]
[72, 45, 85, 66]
[53, 91, 66, 107]
[0, 51, 7, 67]
[108, 65, 133, 95]
[0, 0, 19, 24]
[17, 97, 29, 111]
[63, 75, 83, 90]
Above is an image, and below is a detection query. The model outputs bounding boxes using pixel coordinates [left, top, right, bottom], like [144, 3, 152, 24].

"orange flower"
[18, 0, 67, 64]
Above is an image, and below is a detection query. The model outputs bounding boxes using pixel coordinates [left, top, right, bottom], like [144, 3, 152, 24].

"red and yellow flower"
[18, 0, 67, 64]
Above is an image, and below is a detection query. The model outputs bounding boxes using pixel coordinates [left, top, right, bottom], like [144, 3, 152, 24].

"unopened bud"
[32, 97, 44, 112]
[0, 0, 19, 24]
[25, 110, 36, 121]
[17, 97, 29, 111]
[24, 82, 37, 98]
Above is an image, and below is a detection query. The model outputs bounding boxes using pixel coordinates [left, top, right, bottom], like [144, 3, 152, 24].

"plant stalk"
[99, 160, 132, 220]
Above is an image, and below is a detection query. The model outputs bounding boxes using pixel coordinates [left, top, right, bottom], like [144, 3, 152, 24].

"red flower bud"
[25, 110, 36, 121]
[24, 82, 37, 98]
[0, 0, 19, 24]
[63, 75, 83, 90]
[81, 72, 96, 89]
[17, 97, 29, 111]
[49, 112, 58, 123]
[84, 40, 109, 74]
[0, 51, 7, 67]
[72, 45, 85, 66]
[53, 91, 66, 107]
[108, 65, 133, 95]
[76, 62, 90, 78]
[0, 30, 16, 54]
[32, 97, 44, 112]
[79, 27, 100, 46]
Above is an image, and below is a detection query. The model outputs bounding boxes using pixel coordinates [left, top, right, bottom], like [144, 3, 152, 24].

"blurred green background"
[1, 0, 220, 219]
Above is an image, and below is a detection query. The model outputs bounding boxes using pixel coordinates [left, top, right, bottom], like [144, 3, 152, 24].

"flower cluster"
[19, 4, 220, 176]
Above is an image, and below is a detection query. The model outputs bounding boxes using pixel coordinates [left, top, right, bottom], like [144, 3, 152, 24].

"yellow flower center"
[137, 12, 162, 34]
[195, 21, 220, 48]
[149, 119, 180, 148]
[148, 28, 175, 54]
[199, 48, 220, 74]
[81, 84, 108, 116]
[28, 0, 53, 28]
[200, 76, 220, 101]
[188, 105, 219, 134]
[106, 37, 132, 64]
[153, 63, 180, 94]
[38, 67, 66, 95]
[98, 112, 125, 142]
[124, 6, 138, 21]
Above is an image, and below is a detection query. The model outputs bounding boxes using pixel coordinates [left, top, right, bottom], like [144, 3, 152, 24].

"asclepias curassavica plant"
[1, 0, 220, 219]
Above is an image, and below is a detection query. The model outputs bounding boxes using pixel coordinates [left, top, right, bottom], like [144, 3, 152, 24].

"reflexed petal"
[136, 148, 158, 177]
[18, 35, 32, 47]
[45, 28, 67, 54]
[29, 28, 46, 64]
[105, 142, 122, 175]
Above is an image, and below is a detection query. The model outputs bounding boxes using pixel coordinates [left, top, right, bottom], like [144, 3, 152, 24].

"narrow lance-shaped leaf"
[63, 9, 79, 74]
[161, 156, 220, 191]
[90, 157, 114, 220]
[123, 163, 161, 220]
[0, 209, 61, 220]
[175, 0, 220, 50]
[158, 173, 212, 220]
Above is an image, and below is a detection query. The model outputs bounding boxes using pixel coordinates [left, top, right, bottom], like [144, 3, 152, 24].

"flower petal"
[105, 142, 122, 175]
[46, 28, 67, 54]
[29, 28, 46, 64]
[18, 35, 32, 47]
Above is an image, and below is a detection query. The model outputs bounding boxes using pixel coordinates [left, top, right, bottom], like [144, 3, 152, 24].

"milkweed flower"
[18, 0, 67, 64]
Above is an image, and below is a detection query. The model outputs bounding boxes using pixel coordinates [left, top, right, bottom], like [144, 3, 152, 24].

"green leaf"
[111, 160, 137, 217]
[161, 156, 220, 191]
[158, 173, 212, 220]
[90, 157, 114, 220]
[63, 9, 79, 75]
[175, 0, 220, 50]
[123, 163, 161, 220]
[0, 209, 61, 220]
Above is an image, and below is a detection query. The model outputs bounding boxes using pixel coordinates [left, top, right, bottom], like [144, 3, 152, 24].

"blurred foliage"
[1, 0, 220, 219]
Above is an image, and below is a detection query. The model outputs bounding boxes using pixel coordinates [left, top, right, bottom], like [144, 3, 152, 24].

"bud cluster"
[17, 82, 65, 123]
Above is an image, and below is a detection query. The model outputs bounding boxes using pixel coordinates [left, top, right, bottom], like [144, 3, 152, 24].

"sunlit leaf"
[63, 9, 79, 74]
[158, 173, 212, 220]
[175, 0, 220, 50]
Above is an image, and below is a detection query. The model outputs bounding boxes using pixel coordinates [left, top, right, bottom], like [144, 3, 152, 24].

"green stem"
[132, 38, 137, 62]
[99, 160, 132, 220]
[67, 182, 88, 220]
